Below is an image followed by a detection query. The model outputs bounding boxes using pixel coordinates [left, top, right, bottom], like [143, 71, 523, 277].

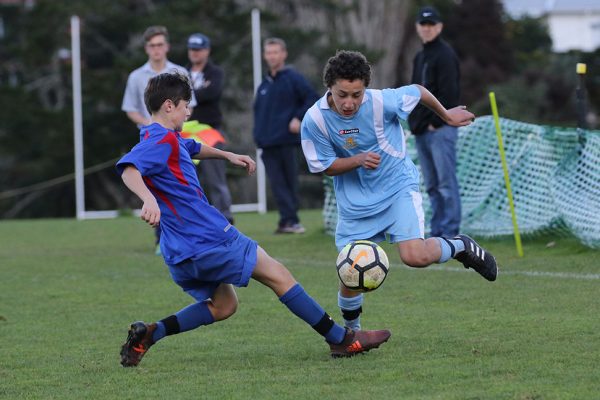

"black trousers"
[261, 144, 300, 227]
[198, 143, 233, 223]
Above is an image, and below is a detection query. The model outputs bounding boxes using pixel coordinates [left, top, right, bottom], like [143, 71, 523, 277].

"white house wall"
[548, 11, 600, 52]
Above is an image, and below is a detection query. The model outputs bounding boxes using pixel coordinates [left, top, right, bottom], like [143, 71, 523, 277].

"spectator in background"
[409, 6, 462, 238]
[186, 33, 234, 225]
[122, 25, 196, 254]
[253, 38, 319, 234]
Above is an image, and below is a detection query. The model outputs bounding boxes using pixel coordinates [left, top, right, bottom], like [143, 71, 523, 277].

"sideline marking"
[419, 265, 600, 281]
[279, 258, 600, 281]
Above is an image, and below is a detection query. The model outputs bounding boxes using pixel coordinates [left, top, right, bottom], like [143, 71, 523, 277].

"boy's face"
[145, 34, 170, 63]
[166, 99, 191, 131]
[328, 79, 366, 118]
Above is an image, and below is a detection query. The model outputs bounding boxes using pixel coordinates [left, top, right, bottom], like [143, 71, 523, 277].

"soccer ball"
[336, 240, 390, 292]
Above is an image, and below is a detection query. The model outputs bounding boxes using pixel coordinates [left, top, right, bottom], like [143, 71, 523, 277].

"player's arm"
[414, 84, 474, 127]
[192, 145, 256, 175]
[121, 165, 160, 227]
[324, 152, 381, 176]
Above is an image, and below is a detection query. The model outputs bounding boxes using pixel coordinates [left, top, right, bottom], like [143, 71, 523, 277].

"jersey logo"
[344, 137, 357, 149]
[338, 128, 359, 135]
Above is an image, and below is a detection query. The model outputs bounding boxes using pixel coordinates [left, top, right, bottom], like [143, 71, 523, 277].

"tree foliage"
[0, 0, 597, 218]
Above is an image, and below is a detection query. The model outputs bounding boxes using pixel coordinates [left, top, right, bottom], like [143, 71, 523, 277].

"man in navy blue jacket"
[253, 38, 319, 234]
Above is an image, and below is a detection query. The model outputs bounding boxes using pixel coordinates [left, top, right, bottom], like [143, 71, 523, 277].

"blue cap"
[187, 33, 210, 49]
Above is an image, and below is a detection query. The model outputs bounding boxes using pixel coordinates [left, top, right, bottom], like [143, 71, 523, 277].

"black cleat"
[454, 234, 498, 281]
[120, 321, 156, 367]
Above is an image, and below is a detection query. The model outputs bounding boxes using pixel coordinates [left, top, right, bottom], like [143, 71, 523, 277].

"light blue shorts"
[335, 185, 425, 251]
[167, 230, 258, 302]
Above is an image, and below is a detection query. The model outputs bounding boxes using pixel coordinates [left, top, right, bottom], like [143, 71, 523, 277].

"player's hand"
[359, 152, 381, 170]
[288, 117, 301, 134]
[444, 106, 475, 127]
[140, 198, 160, 227]
[228, 153, 256, 175]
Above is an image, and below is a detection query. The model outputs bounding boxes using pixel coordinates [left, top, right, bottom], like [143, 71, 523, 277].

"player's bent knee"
[212, 298, 238, 321]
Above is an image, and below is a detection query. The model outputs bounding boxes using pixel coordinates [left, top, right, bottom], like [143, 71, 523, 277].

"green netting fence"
[322, 116, 600, 249]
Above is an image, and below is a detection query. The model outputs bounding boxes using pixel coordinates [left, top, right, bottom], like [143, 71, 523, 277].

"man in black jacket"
[187, 33, 234, 224]
[409, 6, 462, 238]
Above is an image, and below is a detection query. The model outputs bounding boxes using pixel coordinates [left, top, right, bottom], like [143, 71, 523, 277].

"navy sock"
[152, 301, 215, 343]
[338, 292, 364, 330]
[279, 283, 346, 344]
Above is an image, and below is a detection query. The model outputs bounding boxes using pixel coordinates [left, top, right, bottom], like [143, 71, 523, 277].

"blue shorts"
[166, 230, 258, 302]
[335, 184, 425, 251]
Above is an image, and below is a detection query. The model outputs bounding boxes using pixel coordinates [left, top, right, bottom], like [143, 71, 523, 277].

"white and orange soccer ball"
[336, 240, 390, 292]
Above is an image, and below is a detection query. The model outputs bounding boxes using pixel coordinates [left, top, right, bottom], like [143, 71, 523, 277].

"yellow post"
[489, 92, 524, 257]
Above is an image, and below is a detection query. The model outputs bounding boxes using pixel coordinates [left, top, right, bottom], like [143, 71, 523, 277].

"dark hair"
[144, 72, 192, 114]
[323, 50, 371, 88]
[143, 25, 169, 43]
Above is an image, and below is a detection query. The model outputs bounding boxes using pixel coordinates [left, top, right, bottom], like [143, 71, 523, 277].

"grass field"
[1, 209, 599, 399]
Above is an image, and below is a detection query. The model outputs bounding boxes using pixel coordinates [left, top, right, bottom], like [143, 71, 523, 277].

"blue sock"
[436, 237, 452, 263]
[436, 237, 465, 263]
[279, 283, 346, 344]
[152, 321, 166, 343]
[152, 301, 215, 343]
[338, 292, 364, 330]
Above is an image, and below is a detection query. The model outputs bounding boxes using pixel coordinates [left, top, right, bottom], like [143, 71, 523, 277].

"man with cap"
[409, 6, 462, 238]
[186, 33, 234, 225]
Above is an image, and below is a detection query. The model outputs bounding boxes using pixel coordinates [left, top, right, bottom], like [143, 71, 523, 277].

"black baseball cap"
[417, 6, 442, 24]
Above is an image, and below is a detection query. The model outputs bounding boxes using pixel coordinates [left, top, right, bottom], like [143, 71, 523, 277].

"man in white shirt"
[122, 25, 196, 127]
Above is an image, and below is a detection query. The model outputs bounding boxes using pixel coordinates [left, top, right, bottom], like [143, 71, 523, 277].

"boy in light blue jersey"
[117, 72, 391, 366]
[301, 51, 498, 331]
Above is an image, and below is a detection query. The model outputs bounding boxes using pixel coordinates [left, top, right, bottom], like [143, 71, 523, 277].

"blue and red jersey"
[116, 122, 236, 264]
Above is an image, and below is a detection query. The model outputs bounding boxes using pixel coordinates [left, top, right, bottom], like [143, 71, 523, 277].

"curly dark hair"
[323, 50, 371, 88]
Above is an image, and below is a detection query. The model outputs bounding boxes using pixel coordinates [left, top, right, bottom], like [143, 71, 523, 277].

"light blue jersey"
[301, 85, 421, 220]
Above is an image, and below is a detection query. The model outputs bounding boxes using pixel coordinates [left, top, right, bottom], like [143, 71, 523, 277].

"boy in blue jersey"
[117, 72, 391, 366]
[301, 51, 497, 331]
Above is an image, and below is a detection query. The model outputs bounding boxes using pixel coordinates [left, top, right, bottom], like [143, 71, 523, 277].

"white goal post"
[71, 10, 267, 220]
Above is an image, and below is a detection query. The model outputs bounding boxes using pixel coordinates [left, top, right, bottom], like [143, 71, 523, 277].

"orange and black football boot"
[120, 321, 157, 367]
[329, 328, 391, 358]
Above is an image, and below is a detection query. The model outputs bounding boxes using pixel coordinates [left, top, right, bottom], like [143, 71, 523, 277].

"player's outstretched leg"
[120, 321, 157, 367]
[252, 247, 391, 358]
[119, 285, 237, 367]
[452, 234, 498, 281]
[329, 328, 391, 358]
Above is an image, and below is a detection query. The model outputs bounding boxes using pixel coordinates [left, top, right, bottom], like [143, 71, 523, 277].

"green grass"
[1, 210, 599, 399]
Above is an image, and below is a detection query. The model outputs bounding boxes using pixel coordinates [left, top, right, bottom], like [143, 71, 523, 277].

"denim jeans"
[414, 125, 461, 237]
